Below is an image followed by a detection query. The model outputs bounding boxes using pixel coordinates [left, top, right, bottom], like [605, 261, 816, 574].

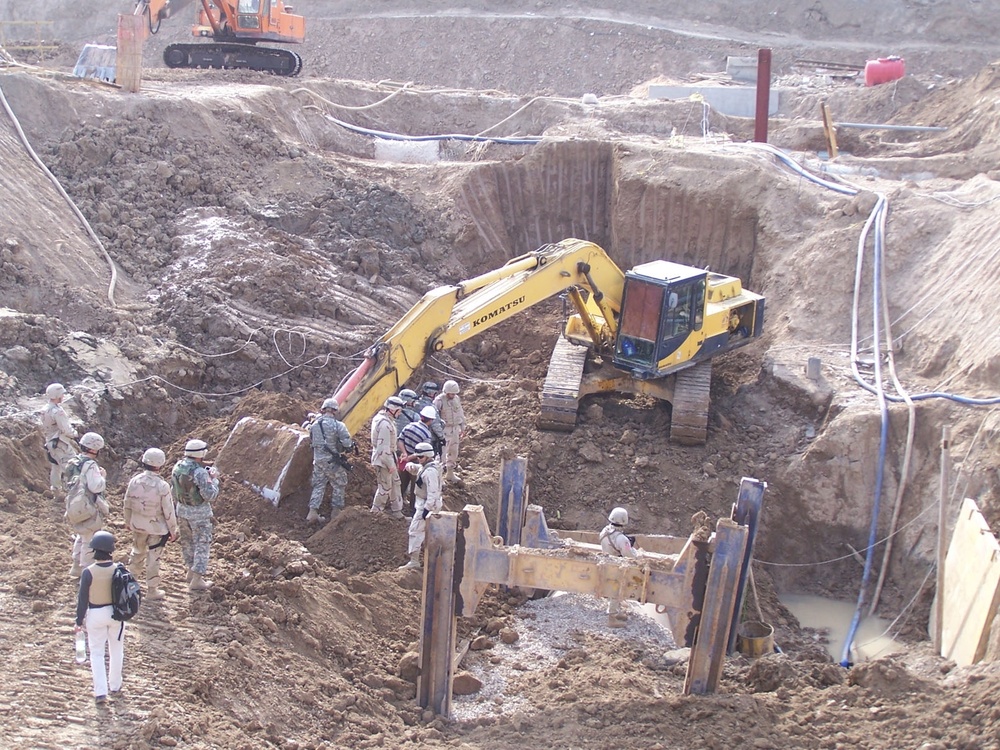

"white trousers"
[85, 605, 124, 697]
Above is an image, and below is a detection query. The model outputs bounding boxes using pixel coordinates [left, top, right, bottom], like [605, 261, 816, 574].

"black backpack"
[111, 563, 142, 623]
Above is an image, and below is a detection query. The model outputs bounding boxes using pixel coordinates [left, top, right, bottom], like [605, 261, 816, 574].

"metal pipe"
[753, 48, 772, 143]
[935, 426, 950, 654]
[836, 122, 947, 132]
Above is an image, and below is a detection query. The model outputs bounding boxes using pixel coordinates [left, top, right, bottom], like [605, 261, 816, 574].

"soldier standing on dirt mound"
[74, 530, 124, 705]
[65, 432, 110, 577]
[171, 439, 220, 591]
[306, 398, 355, 524]
[600, 506, 638, 628]
[370, 396, 406, 519]
[40, 382, 78, 493]
[433, 380, 467, 481]
[124, 447, 179, 600]
[397, 441, 443, 570]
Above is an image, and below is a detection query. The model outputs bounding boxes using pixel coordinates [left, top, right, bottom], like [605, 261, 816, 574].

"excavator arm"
[333, 239, 626, 435]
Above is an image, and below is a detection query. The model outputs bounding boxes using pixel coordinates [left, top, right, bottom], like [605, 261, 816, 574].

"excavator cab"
[613, 261, 708, 378]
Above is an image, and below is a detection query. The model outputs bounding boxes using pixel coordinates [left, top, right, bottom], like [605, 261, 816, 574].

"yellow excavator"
[332, 239, 765, 444]
[135, 0, 305, 76]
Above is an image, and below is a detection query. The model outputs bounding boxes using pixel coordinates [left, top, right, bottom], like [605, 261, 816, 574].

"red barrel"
[864, 56, 905, 87]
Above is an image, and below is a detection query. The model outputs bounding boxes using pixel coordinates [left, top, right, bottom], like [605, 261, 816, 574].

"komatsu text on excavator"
[136, 0, 305, 76]
[332, 239, 765, 445]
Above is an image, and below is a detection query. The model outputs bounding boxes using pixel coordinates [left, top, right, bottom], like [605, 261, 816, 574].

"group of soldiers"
[306, 379, 467, 570]
[43, 383, 221, 596]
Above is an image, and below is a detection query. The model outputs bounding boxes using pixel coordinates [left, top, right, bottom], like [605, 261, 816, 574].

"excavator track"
[669, 360, 712, 445]
[163, 43, 303, 76]
[537, 335, 590, 431]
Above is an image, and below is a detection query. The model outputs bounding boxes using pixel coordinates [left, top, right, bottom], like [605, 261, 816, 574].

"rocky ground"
[1, 1, 1000, 748]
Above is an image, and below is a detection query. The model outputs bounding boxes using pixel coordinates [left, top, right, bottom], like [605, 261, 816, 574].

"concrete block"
[726, 56, 758, 83]
[216, 416, 312, 505]
[941, 498, 1000, 666]
[648, 84, 780, 117]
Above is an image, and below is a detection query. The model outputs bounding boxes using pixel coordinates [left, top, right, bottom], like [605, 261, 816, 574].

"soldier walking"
[65, 432, 109, 577]
[171, 439, 220, 591]
[124, 447, 178, 600]
[306, 398, 355, 523]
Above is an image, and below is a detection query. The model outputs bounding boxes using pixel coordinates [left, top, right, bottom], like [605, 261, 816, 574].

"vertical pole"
[416, 512, 459, 716]
[820, 102, 839, 159]
[753, 48, 772, 143]
[116, 14, 144, 93]
[726, 477, 766, 655]
[935, 426, 950, 654]
[685, 520, 748, 694]
[496, 456, 528, 546]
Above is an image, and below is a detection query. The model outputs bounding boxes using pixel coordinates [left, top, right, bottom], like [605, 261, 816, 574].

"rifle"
[318, 418, 352, 471]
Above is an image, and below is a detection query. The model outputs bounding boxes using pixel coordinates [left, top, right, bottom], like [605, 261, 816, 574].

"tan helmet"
[443, 380, 460, 394]
[384, 396, 405, 411]
[608, 507, 629, 525]
[413, 442, 435, 458]
[184, 438, 208, 458]
[46, 383, 66, 400]
[141, 447, 166, 468]
[79, 432, 105, 452]
[321, 397, 339, 412]
[419, 405, 437, 420]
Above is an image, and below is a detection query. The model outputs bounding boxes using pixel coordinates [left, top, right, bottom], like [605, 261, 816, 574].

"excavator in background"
[135, 0, 305, 76]
[331, 239, 765, 445]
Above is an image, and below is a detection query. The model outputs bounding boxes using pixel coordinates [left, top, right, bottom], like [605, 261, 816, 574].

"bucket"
[736, 620, 775, 658]
[864, 57, 905, 87]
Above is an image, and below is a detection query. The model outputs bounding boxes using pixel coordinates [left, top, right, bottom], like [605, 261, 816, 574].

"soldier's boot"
[306, 508, 326, 524]
[397, 553, 421, 571]
[146, 576, 166, 600]
[189, 572, 213, 591]
[69, 562, 82, 578]
[186, 568, 194, 583]
[327, 506, 342, 522]
[388, 509, 405, 520]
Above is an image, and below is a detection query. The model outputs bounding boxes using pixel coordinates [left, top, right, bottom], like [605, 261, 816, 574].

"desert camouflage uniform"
[124, 468, 179, 590]
[171, 457, 219, 576]
[41, 400, 77, 491]
[308, 414, 354, 514]
[65, 455, 108, 571]
[433, 392, 467, 476]
[369, 409, 402, 514]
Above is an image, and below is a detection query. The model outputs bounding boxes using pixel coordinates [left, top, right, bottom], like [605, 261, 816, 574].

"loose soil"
[2, 2, 1000, 749]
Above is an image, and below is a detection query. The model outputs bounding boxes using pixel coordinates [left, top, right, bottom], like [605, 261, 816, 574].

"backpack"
[111, 563, 142, 623]
[65, 457, 97, 525]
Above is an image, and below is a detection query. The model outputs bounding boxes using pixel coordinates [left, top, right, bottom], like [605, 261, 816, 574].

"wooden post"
[935, 426, 950, 653]
[820, 102, 839, 159]
[116, 13, 144, 93]
[416, 512, 460, 717]
[753, 48, 772, 143]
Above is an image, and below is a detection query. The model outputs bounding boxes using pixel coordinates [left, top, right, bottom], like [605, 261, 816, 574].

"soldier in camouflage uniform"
[415, 381, 446, 458]
[433, 380, 468, 480]
[306, 398, 355, 524]
[124, 447, 179, 600]
[171, 439, 220, 591]
[41, 382, 78, 493]
[65, 432, 109, 577]
[370, 396, 405, 519]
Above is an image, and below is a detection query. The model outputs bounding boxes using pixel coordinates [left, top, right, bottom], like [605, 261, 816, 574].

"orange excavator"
[135, 0, 305, 76]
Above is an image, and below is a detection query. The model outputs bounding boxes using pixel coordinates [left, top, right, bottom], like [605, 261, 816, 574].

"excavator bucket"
[73, 44, 117, 83]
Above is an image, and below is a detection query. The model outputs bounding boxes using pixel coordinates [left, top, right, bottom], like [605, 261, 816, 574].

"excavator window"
[615, 279, 664, 366]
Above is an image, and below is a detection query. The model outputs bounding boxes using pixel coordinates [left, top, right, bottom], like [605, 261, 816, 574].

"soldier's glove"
[422, 508, 430, 519]
[626, 535, 637, 546]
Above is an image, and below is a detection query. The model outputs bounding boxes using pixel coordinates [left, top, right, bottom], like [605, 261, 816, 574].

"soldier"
[40, 382, 78, 493]
[74, 530, 124, 705]
[433, 379, 467, 480]
[123, 448, 178, 600]
[171, 439, 220, 591]
[370, 396, 405, 519]
[397, 405, 436, 517]
[396, 388, 420, 433]
[65, 432, 109, 577]
[306, 397, 355, 524]
[398, 442, 443, 570]
[600, 506, 638, 627]
[416, 381, 446, 457]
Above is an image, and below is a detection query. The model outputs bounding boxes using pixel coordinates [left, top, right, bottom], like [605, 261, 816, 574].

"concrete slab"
[648, 84, 780, 117]
[216, 416, 312, 505]
[941, 497, 1000, 666]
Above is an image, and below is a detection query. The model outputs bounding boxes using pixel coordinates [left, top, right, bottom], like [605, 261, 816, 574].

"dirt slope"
[2, 2, 1000, 749]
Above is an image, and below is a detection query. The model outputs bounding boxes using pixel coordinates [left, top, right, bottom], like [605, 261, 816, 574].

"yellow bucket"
[737, 621, 774, 658]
